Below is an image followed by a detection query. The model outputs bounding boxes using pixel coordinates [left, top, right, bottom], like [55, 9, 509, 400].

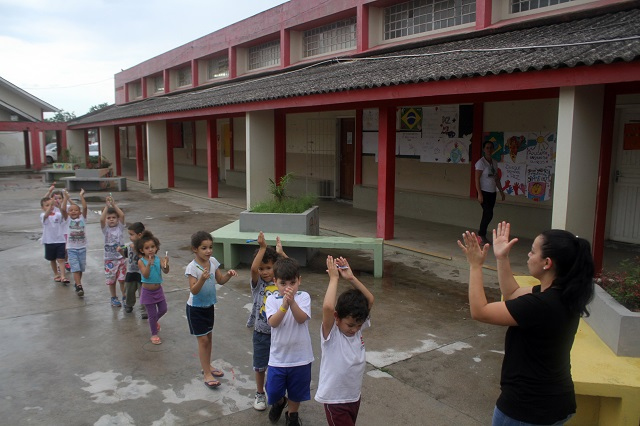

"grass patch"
[250, 194, 317, 213]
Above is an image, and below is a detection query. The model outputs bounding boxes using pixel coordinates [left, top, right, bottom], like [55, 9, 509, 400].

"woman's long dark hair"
[540, 230, 595, 317]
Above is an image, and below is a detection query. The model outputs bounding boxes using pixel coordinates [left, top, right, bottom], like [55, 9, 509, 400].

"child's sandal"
[150, 336, 162, 345]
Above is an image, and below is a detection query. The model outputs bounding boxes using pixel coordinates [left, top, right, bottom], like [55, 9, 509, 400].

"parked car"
[45, 143, 57, 163]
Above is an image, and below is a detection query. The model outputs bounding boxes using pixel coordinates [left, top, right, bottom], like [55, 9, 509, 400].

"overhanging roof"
[70, 5, 640, 127]
[0, 76, 59, 115]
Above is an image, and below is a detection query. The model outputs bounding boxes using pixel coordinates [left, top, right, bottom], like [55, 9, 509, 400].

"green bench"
[211, 220, 384, 277]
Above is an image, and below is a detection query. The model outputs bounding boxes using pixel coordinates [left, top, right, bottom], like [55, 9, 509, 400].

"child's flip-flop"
[204, 379, 221, 389]
[150, 336, 162, 345]
[201, 368, 224, 377]
[54, 276, 62, 282]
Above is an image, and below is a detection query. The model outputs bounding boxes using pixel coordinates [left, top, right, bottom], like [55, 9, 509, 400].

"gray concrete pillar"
[146, 120, 168, 192]
[246, 110, 275, 209]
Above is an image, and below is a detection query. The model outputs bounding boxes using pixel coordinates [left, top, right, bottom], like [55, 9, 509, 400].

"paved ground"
[0, 174, 509, 426]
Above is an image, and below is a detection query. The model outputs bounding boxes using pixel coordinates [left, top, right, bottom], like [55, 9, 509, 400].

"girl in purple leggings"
[137, 231, 170, 345]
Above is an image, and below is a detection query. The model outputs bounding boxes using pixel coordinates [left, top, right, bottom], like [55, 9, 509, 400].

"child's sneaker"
[253, 392, 266, 411]
[268, 397, 287, 422]
[110, 297, 122, 307]
[65, 262, 71, 272]
[74, 284, 84, 297]
[285, 411, 301, 426]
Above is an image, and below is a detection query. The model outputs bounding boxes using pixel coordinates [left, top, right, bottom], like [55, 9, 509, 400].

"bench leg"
[213, 243, 224, 266]
[374, 244, 383, 278]
[222, 243, 241, 269]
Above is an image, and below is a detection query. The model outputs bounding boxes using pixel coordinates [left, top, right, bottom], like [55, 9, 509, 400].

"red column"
[592, 88, 616, 274]
[229, 47, 237, 79]
[207, 119, 219, 198]
[166, 122, 175, 188]
[376, 107, 396, 240]
[355, 109, 363, 185]
[114, 126, 122, 176]
[476, 0, 493, 30]
[281, 28, 290, 68]
[135, 124, 144, 181]
[191, 59, 199, 88]
[471, 103, 484, 197]
[24, 130, 31, 168]
[357, 3, 369, 53]
[163, 69, 171, 93]
[229, 118, 235, 170]
[59, 129, 67, 151]
[274, 110, 286, 182]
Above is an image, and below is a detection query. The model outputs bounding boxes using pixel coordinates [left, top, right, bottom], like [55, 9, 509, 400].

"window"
[130, 81, 141, 98]
[303, 17, 357, 58]
[511, 0, 573, 13]
[207, 56, 229, 79]
[248, 40, 280, 70]
[153, 75, 164, 93]
[384, 0, 476, 40]
[177, 66, 192, 87]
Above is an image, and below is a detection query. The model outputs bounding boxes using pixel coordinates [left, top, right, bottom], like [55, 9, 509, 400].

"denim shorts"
[253, 331, 271, 372]
[493, 406, 574, 426]
[67, 248, 86, 273]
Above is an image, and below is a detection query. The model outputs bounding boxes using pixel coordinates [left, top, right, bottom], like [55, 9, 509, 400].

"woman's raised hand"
[457, 231, 488, 267]
[492, 221, 519, 260]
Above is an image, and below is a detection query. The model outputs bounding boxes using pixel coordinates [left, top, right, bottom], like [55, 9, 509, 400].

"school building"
[61, 0, 639, 271]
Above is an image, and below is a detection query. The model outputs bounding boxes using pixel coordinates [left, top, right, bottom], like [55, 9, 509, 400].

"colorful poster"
[400, 107, 423, 131]
[423, 105, 459, 138]
[526, 132, 556, 166]
[526, 165, 553, 201]
[483, 132, 504, 162]
[500, 163, 527, 196]
[444, 138, 469, 163]
[503, 133, 527, 164]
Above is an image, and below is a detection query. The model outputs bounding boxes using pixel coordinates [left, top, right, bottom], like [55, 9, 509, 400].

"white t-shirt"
[40, 207, 67, 244]
[102, 223, 125, 260]
[475, 156, 499, 193]
[265, 291, 314, 367]
[66, 215, 87, 249]
[315, 318, 371, 404]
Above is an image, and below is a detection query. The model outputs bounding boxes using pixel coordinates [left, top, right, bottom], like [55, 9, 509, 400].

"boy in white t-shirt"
[62, 189, 88, 297]
[315, 256, 374, 426]
[40, 192, 69, 284]
[265, 258, 313, 426]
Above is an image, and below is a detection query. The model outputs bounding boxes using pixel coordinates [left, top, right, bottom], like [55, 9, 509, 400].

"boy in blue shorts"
[265, 257, 312, 426]
[62, 189, 88, 297]
[247, 232, 287, 411]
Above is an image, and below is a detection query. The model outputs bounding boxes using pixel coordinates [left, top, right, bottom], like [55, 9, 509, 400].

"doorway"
[339, 118, 355, 200]
[609, 108, 640, 244]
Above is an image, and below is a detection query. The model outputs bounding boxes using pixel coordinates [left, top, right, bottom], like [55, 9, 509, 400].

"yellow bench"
[515, 276, 640, 426]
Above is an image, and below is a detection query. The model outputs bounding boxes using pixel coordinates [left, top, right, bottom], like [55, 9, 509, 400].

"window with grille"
[511, 0, 573, 13]
[153, 76, 164, 93]
[177, 66, 192, 87]
[384, 0, 476, 40]
[303, 17, 357, 58]
[207, 56, 229, 79]
[248, 40, 280, 70]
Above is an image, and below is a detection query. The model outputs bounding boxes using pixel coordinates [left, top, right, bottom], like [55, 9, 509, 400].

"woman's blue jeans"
[492, 406, 574, 426]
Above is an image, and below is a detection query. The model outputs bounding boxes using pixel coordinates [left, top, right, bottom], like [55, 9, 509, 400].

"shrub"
[595, 256, 640, 312]
[251, 194, 317, 213]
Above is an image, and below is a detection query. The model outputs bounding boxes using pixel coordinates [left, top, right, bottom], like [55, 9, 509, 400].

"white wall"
[0, 132, 25, 166]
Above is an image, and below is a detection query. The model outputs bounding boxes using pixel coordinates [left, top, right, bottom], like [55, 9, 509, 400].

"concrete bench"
[42, 169, 75, 183]
[515, 276, 640, 426]
[211, 220, 384, 277]
[60, 176, 127, 192]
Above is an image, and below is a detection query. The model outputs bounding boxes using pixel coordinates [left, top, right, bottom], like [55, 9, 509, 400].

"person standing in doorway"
[475, 140, 505, 245]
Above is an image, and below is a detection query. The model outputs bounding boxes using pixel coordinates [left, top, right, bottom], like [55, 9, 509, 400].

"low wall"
[226, 170, 246, 188]
[353, 185, 551, 239]
[174, 164, 208, 182]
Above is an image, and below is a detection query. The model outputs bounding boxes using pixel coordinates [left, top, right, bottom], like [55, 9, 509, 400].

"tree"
[88, 103, 109, 113]
[45, 110, 76, 122]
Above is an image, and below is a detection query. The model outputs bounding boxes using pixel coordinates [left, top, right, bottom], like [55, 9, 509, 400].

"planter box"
[238, 206, 320, 266]
[584, 284, 640, 357]
[75, 168, 112, 178]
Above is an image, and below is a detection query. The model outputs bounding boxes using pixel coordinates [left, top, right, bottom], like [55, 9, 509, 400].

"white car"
[45, 143, 57, 163]
[89, 143, 99, 158]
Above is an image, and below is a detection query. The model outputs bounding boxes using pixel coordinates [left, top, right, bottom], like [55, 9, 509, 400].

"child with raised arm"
[100, 195, 126, 307]
[119, 222, 147, 318]
[315, 256, 374, 426]
[265, 257, 313, 426]
[247, 232, 287, 411]
[137, 231, 169, 345]
[40, 191, 69, 284]
[62, 189, 88, 297]
[185, 231, 237, 389]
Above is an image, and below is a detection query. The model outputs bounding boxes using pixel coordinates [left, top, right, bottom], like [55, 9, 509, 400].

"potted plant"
[586, 257, 640, 357]
[239, 173, 319, 265]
